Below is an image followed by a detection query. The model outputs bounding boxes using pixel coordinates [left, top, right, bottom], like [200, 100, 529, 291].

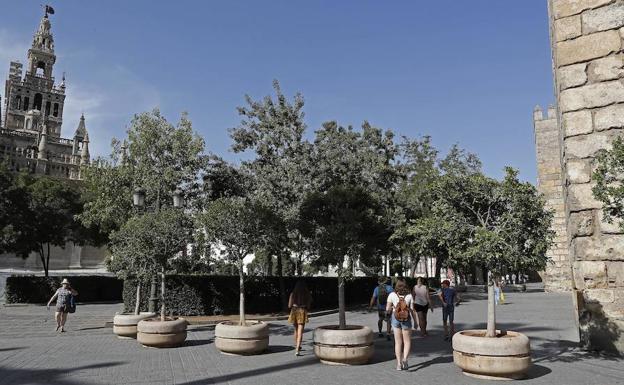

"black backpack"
[377, 284, 388, 306]
[67, 294, 76, 314]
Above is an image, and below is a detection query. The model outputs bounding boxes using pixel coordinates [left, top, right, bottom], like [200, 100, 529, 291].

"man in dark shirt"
[437, 279, 461, 341]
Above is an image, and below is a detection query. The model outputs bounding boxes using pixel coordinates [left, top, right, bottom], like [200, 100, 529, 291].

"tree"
[0, 165, 30, 255]
[200, 197, 269, 325]
[79, 109, 206, 242]
[109, 208, 192, 321]
[434, 168, 553, 337]
[229, 80, 312, 307]
[593, 137, 624, 229]
[299, 185, 387, 329]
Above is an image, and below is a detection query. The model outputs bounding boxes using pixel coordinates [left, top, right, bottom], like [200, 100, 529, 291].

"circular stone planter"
[453, 330, 531, 380]
[214, 321, 269, 355]
[113, 312, 156, 339]
[137, 317, 187, 348]
[313, 325, 374, 365]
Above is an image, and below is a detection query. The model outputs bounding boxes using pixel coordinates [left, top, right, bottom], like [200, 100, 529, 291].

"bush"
[122, 275, 442, 316]
[5, 275, 123, 304]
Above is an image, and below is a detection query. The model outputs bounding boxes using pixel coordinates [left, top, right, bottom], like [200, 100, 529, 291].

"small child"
[438, 279, 460, 341]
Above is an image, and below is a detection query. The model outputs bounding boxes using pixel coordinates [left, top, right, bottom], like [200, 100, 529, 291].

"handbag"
[68, 294, 76, 313]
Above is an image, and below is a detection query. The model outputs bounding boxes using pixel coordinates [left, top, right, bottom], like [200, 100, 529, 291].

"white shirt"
[412, 285, 429, 306]
[387, 292, 413, 309]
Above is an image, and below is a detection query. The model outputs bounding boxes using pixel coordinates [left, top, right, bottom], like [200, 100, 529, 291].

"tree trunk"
[277, 251, 288, 312]
[134, 282, 141, 315]
[46, 243, 50, 277]
[239, 260, 246, 326]
[486, 270, 496, 337]
[160, 268, 166, 322]
[38, 244, 49, 277]
[338, 276, 346, 330]
[148, 275, 157, 313]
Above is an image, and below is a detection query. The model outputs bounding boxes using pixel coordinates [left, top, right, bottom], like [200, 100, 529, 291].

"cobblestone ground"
[0, 288, 622, 385]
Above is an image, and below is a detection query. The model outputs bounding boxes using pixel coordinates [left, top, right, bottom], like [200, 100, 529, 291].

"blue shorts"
[442, 305, 454, 323]
[391, 314, 412, 330]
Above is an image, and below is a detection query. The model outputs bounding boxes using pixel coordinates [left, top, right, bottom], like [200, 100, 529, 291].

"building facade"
[535, 0, 624, 354]
[1, 12, 89, 180]
[0, 10, 105, 270]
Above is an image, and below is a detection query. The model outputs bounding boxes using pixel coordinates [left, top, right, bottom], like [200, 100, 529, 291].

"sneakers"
[386, 334, 391, 341]
[378, 333, 384, 338]
[401, 360, 409, 370]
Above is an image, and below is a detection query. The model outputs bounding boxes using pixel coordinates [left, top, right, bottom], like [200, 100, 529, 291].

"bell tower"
[2, 9, 65, 137]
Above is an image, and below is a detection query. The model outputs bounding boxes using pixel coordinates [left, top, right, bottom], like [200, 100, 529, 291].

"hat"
[61, 278, 70, 285]
[378, 276, 389, 284]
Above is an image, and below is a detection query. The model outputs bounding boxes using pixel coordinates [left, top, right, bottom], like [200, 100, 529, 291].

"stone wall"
[548, 0, 624, 354]
[533, 105, 572, 291]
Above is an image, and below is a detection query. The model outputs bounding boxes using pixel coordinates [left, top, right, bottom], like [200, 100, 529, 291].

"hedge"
[5, 275, 123, 304]
[123, 275, 440, 316]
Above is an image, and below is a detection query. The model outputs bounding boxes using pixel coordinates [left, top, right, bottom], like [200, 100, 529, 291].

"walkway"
[0, 290, 622, 384]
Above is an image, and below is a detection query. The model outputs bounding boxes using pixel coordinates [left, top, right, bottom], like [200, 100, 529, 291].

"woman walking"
[288, 280, 312, 356]
[412, 277, 433, 336]
[46, 278, 78, 332]
[386, 278, 416, 370]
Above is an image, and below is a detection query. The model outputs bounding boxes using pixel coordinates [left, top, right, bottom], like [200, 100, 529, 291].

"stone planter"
[137, 317, 187, 348]
[453, 330, 531, 380]
[113, 312, 156, 339]
[214, 321, 269, 355]
[313, 325, 374, 365]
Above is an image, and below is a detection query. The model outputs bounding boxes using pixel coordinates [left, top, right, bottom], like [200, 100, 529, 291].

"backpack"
[67, 294, 76, 314]
[377, 284, 388, 306]
[394, 295, 409, 322]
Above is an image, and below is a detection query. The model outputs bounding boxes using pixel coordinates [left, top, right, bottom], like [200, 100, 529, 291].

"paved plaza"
[0, 288, 622, 385]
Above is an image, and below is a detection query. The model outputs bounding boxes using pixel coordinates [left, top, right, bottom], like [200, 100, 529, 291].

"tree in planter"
[110, 208, 192, 321]
[436, 168, 553, 337]
[299, 185, 388, 329]
[200, 196, 269, 326]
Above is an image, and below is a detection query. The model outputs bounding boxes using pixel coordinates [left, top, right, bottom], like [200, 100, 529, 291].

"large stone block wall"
[533, 105, 572, 291]
[548, 0, 624, 354]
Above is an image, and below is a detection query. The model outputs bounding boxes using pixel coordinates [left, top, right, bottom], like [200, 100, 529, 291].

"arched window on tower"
[22, 97, 29, 111]
[12, 95, 21, 109]
[53, 103, 59, 117]
[45, 101, 51, 116]
[36, 61, 45, 77]
[33, 93, 42, 111]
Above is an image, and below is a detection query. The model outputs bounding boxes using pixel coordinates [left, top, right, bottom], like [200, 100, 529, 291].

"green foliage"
[593, 137, 624, 229]
[109, 208, 193, 280]
[299, 185, 388, 278]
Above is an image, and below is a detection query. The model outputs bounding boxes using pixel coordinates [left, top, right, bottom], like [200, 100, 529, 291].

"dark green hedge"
[5, 275, 123, 304]
[123, 275, 440, 316]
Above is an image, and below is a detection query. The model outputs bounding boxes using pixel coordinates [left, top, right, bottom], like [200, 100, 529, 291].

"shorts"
[56, 305, 69, 314]
[391, 314, 412, 330]
[442, 305, 454, 323]
[414, 303, 429, 313]
[378, 310, 390, 321]
[288, 307, 308, 324]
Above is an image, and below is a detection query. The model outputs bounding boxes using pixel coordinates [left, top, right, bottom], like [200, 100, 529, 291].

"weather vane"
[43, 4, 55, 18]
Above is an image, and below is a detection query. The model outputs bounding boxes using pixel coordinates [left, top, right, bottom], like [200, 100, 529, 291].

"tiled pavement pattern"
[0, 287, 622, 385]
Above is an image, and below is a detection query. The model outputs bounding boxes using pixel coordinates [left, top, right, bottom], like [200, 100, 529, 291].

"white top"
[387, 292, 413, 309]
[412, 285, 429, 306]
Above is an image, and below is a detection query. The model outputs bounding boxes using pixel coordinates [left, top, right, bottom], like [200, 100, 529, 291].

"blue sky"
[0, 1, 555, 182]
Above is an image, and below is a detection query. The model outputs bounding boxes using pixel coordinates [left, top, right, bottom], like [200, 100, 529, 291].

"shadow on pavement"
[0, 347, 25, 352]
[266, 345, 295, 353]
[0, 362, 125, 385]
[178, 357, 318, 385]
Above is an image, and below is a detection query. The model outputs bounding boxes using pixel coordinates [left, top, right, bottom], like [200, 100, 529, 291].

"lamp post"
[132, 187, 184, 314]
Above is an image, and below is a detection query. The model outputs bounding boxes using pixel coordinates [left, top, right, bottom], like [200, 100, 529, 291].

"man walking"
[369, 276, 393, 340]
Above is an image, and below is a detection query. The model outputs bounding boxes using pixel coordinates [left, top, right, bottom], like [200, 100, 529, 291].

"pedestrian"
[288, 280, 312, 356]
[386, 278, 415, 370]
[512, 273, 517, 285]
[438, 279, 460, 341]
[46, 278, 78, 332]
[494, 277, 501, 305]
[368, 276, 393, 340]
[412, 276, 433, 337]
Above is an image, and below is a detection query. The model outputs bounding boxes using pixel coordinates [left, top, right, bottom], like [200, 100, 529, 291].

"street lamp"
[133, 188, 145, 207]
[132, 186, 182, 314]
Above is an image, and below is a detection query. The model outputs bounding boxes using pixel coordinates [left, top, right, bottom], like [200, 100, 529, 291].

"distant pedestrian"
[512, 273, 517, 285]
[438, 279, 460, 341]
[46, 278, 78, 332]
[288, 280, 312, 356]
[411, 276, 433, 337]
[386, 278, 416, 370]
[494, 277, 501, 305]
[369, 276, 393, 340]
